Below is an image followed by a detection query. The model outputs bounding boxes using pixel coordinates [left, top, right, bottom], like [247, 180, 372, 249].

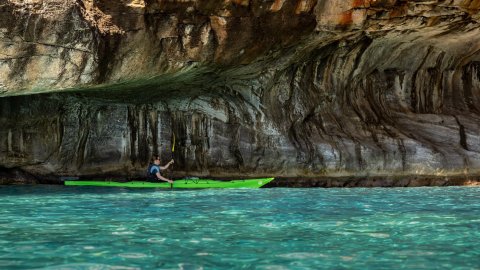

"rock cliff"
[1, 0, 480, 186]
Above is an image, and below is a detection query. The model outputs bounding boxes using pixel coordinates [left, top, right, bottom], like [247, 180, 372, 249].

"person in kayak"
[147, 155, 174, 183]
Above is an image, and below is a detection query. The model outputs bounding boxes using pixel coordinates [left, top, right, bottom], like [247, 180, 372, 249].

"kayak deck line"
[64, 178, 275, 189]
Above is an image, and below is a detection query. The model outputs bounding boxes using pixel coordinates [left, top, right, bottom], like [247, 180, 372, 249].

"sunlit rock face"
[0, 0, 480, 185]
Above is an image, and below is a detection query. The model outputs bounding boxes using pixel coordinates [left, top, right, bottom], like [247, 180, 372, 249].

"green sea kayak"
[64, 178, 274, 189]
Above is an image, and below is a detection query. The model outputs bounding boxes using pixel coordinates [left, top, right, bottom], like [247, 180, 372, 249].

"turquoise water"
[0, 186, 479, 269]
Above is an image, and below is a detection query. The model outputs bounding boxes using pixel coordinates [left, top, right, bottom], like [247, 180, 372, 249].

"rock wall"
[0, 0, 479, 185]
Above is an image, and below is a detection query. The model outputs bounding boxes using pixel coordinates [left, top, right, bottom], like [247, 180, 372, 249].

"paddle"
[170, 132, 175, 189]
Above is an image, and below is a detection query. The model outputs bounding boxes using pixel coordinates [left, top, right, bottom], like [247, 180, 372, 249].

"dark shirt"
[147, 164, 161, 179]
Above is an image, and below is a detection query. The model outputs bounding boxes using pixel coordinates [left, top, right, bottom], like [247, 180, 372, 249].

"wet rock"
[0, 166, 38, 185]
[0, 1, 479, 186]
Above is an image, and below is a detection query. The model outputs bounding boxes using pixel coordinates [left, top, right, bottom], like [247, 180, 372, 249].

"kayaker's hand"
[169, 159, 174, 165]
[168, 180, 173, 184]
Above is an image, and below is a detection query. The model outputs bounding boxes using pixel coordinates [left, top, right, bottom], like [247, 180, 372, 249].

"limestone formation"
[0, 0, 479, 186]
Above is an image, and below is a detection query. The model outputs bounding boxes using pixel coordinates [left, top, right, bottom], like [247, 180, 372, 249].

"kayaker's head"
[152, 155, 161, 165]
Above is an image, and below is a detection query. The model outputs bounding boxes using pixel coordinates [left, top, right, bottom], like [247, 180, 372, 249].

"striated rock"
[0, 0, 479, 186]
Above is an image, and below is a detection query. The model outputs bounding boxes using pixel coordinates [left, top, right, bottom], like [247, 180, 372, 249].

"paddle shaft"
[170, 132, 176, 189]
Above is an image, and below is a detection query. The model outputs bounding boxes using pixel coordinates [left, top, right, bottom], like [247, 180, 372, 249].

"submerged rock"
[0, 0, 479, 186]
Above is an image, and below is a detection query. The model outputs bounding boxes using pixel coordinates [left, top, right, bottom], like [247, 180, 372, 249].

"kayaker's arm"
[156, 172, 173, 183]
[160, 159, 174, 170]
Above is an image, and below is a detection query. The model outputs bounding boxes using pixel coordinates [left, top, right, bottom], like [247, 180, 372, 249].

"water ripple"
[0, 186, 479, 269]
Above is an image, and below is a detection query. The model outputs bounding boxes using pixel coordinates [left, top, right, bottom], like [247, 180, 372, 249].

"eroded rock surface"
[0, 0, 479, 186]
